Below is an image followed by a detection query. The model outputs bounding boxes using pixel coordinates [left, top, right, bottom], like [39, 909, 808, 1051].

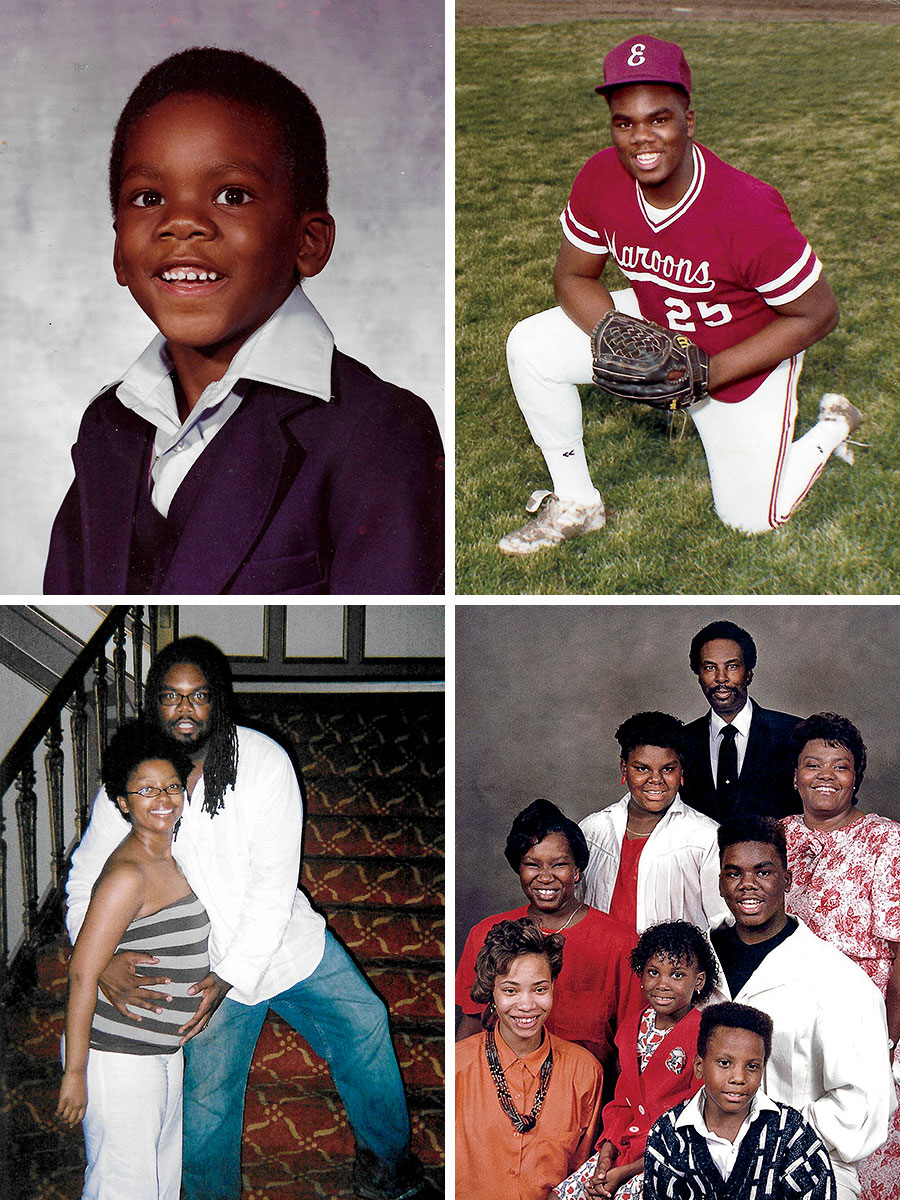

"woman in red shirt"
[456, 800, 642, 1088]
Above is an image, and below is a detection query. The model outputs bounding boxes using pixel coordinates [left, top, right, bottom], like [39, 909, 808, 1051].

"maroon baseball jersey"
[560, 143, 822, 402]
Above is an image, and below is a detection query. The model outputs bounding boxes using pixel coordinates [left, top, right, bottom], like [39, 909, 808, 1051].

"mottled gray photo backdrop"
[456, 602, 900, 959]
[2, 0, 444, 593]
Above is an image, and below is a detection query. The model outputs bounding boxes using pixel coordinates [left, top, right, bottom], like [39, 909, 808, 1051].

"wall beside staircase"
[3, 663, 444, 1199]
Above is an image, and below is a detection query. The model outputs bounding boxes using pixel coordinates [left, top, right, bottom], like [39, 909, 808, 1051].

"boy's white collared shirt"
[676, 1084, 780, 1180]
[115, 286, 335, 517]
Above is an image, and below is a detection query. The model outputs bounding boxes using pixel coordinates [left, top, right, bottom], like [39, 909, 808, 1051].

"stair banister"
[0, 605, 148, 997]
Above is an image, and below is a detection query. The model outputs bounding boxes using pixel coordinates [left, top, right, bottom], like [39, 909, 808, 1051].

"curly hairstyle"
[629, 920, 718, 1003]
[717, 814, 788, 869]
[615, 711, 685, 763]
[503, 799, 590, 873]
[108, 46, 328, 217]
[689, 621, 757, 675]
[145, 637, 239, 819]
[789, 712, 866, 799]
[698, 1001, 773, 1061]
[102, 719, 193, 823]
[470, 918, 564, 1006]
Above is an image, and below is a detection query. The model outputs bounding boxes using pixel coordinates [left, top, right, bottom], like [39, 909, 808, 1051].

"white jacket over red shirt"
[579, 793, 728, 932]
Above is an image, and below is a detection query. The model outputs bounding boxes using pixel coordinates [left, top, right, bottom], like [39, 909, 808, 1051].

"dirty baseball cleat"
[498, 490, 606, 556]
[819, 393, 864, 465]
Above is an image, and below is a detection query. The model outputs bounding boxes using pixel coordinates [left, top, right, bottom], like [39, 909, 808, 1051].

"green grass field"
[456, 19, 900, 595]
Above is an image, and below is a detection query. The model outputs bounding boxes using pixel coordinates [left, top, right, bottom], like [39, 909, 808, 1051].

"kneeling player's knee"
[717, 507, 777, 536]
[506, 318, 534, 373]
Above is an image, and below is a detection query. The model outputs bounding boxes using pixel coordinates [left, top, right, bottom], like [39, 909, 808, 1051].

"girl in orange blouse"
[455, 918, 603, 1200]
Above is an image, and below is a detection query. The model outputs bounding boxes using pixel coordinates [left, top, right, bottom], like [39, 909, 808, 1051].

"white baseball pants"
[506, 295, 849, 534]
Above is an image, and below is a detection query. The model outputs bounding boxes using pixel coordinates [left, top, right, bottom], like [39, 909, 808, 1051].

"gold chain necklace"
[539, 901, 584, 933]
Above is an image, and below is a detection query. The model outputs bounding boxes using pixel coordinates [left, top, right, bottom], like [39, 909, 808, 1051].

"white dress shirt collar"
[710, 695, 754, 742]
[112, 286, 334, 517]
[709, 696, 754, 778]
[676, 1084, 779, 1179]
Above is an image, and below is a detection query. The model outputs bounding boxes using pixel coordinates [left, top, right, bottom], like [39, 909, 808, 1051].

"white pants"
[506, 296, 849, 534]
[81, 1045, 183, 1200]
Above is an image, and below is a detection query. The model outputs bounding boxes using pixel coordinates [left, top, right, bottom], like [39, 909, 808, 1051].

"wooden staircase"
[2, 692, 445, 1199]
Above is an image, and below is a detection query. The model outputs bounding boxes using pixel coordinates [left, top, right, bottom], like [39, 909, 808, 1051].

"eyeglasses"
[126, 783, 186, 800]
[158, 689, 210, 709]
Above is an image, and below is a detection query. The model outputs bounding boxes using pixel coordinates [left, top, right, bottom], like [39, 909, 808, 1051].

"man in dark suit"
[680, 620, 801, 822]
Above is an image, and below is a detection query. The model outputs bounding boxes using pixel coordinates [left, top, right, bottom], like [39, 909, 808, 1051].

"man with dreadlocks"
[66, 636, 434, 1200]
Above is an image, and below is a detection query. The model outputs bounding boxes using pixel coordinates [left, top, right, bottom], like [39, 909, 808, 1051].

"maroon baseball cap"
[595, 35, 692, 100]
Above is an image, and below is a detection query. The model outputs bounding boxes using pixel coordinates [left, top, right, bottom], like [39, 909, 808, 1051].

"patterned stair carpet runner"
[2, 692, 445, 1200]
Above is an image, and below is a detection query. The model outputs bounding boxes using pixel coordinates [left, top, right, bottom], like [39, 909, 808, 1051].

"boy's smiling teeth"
[161, 268, 220, 282]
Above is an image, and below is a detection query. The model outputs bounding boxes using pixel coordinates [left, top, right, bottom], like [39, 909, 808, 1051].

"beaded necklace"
[484, 1025, 554, 1133]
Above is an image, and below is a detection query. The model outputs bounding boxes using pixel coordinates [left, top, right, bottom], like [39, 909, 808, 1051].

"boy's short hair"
[717, 814, 788, 869]
[697, 1001, 773, 1061]
[109, 46, 328, 217]
[629, 920, 719, 1003]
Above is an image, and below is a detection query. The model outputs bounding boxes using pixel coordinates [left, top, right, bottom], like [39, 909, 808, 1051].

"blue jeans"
[180, 931, 411, 1200]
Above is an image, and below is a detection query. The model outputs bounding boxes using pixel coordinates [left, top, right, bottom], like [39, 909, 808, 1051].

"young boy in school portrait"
[43, 47, 444, 596]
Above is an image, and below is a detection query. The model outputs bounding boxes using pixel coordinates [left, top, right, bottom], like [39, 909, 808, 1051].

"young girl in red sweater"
[552, 921, 718, 1200]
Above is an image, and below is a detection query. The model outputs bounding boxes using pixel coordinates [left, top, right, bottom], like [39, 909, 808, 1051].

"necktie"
[717, 725, 739, 805]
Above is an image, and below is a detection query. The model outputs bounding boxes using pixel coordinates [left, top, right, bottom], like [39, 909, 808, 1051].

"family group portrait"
[455, 604, 900, 1200]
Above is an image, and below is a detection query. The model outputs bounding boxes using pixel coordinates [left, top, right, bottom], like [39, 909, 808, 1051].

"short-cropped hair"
[698, 1001, 773, 1061]
[101, 719, 194, 823]
[629, 920, 719, 1003]
[789, 712, 866, 797]
[503, 799, 590, 873]
[717, 814, 788, 869]
[470, 917, 564, 1006]
[615, 711, 685, 763]
[109, 46, 328, 217]
[689, 621, 757, 675]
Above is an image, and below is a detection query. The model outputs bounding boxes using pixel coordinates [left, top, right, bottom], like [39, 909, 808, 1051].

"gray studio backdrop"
[456, 602, 900, 963]
[2, 0, 443, 593]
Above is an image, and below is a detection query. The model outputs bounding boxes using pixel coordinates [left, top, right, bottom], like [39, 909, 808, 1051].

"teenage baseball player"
[500, 35, 861, 555]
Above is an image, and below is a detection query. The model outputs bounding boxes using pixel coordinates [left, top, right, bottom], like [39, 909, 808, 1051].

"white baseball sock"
[540, 443, 602, 504]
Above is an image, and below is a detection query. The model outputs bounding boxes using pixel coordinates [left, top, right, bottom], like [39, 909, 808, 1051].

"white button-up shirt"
[115, 287, 335, 517]
[579, 793, 729, 932]
[676, 1085, 780, 1180]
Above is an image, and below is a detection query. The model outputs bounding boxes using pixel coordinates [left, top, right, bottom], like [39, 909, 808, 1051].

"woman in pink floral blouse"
[783, 712, 900, 1200]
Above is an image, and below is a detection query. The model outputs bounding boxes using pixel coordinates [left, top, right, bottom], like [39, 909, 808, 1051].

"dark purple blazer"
[43, 350, 444, 595]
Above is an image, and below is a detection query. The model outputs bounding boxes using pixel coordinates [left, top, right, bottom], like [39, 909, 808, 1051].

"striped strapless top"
[90, 891, 210, 1055]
